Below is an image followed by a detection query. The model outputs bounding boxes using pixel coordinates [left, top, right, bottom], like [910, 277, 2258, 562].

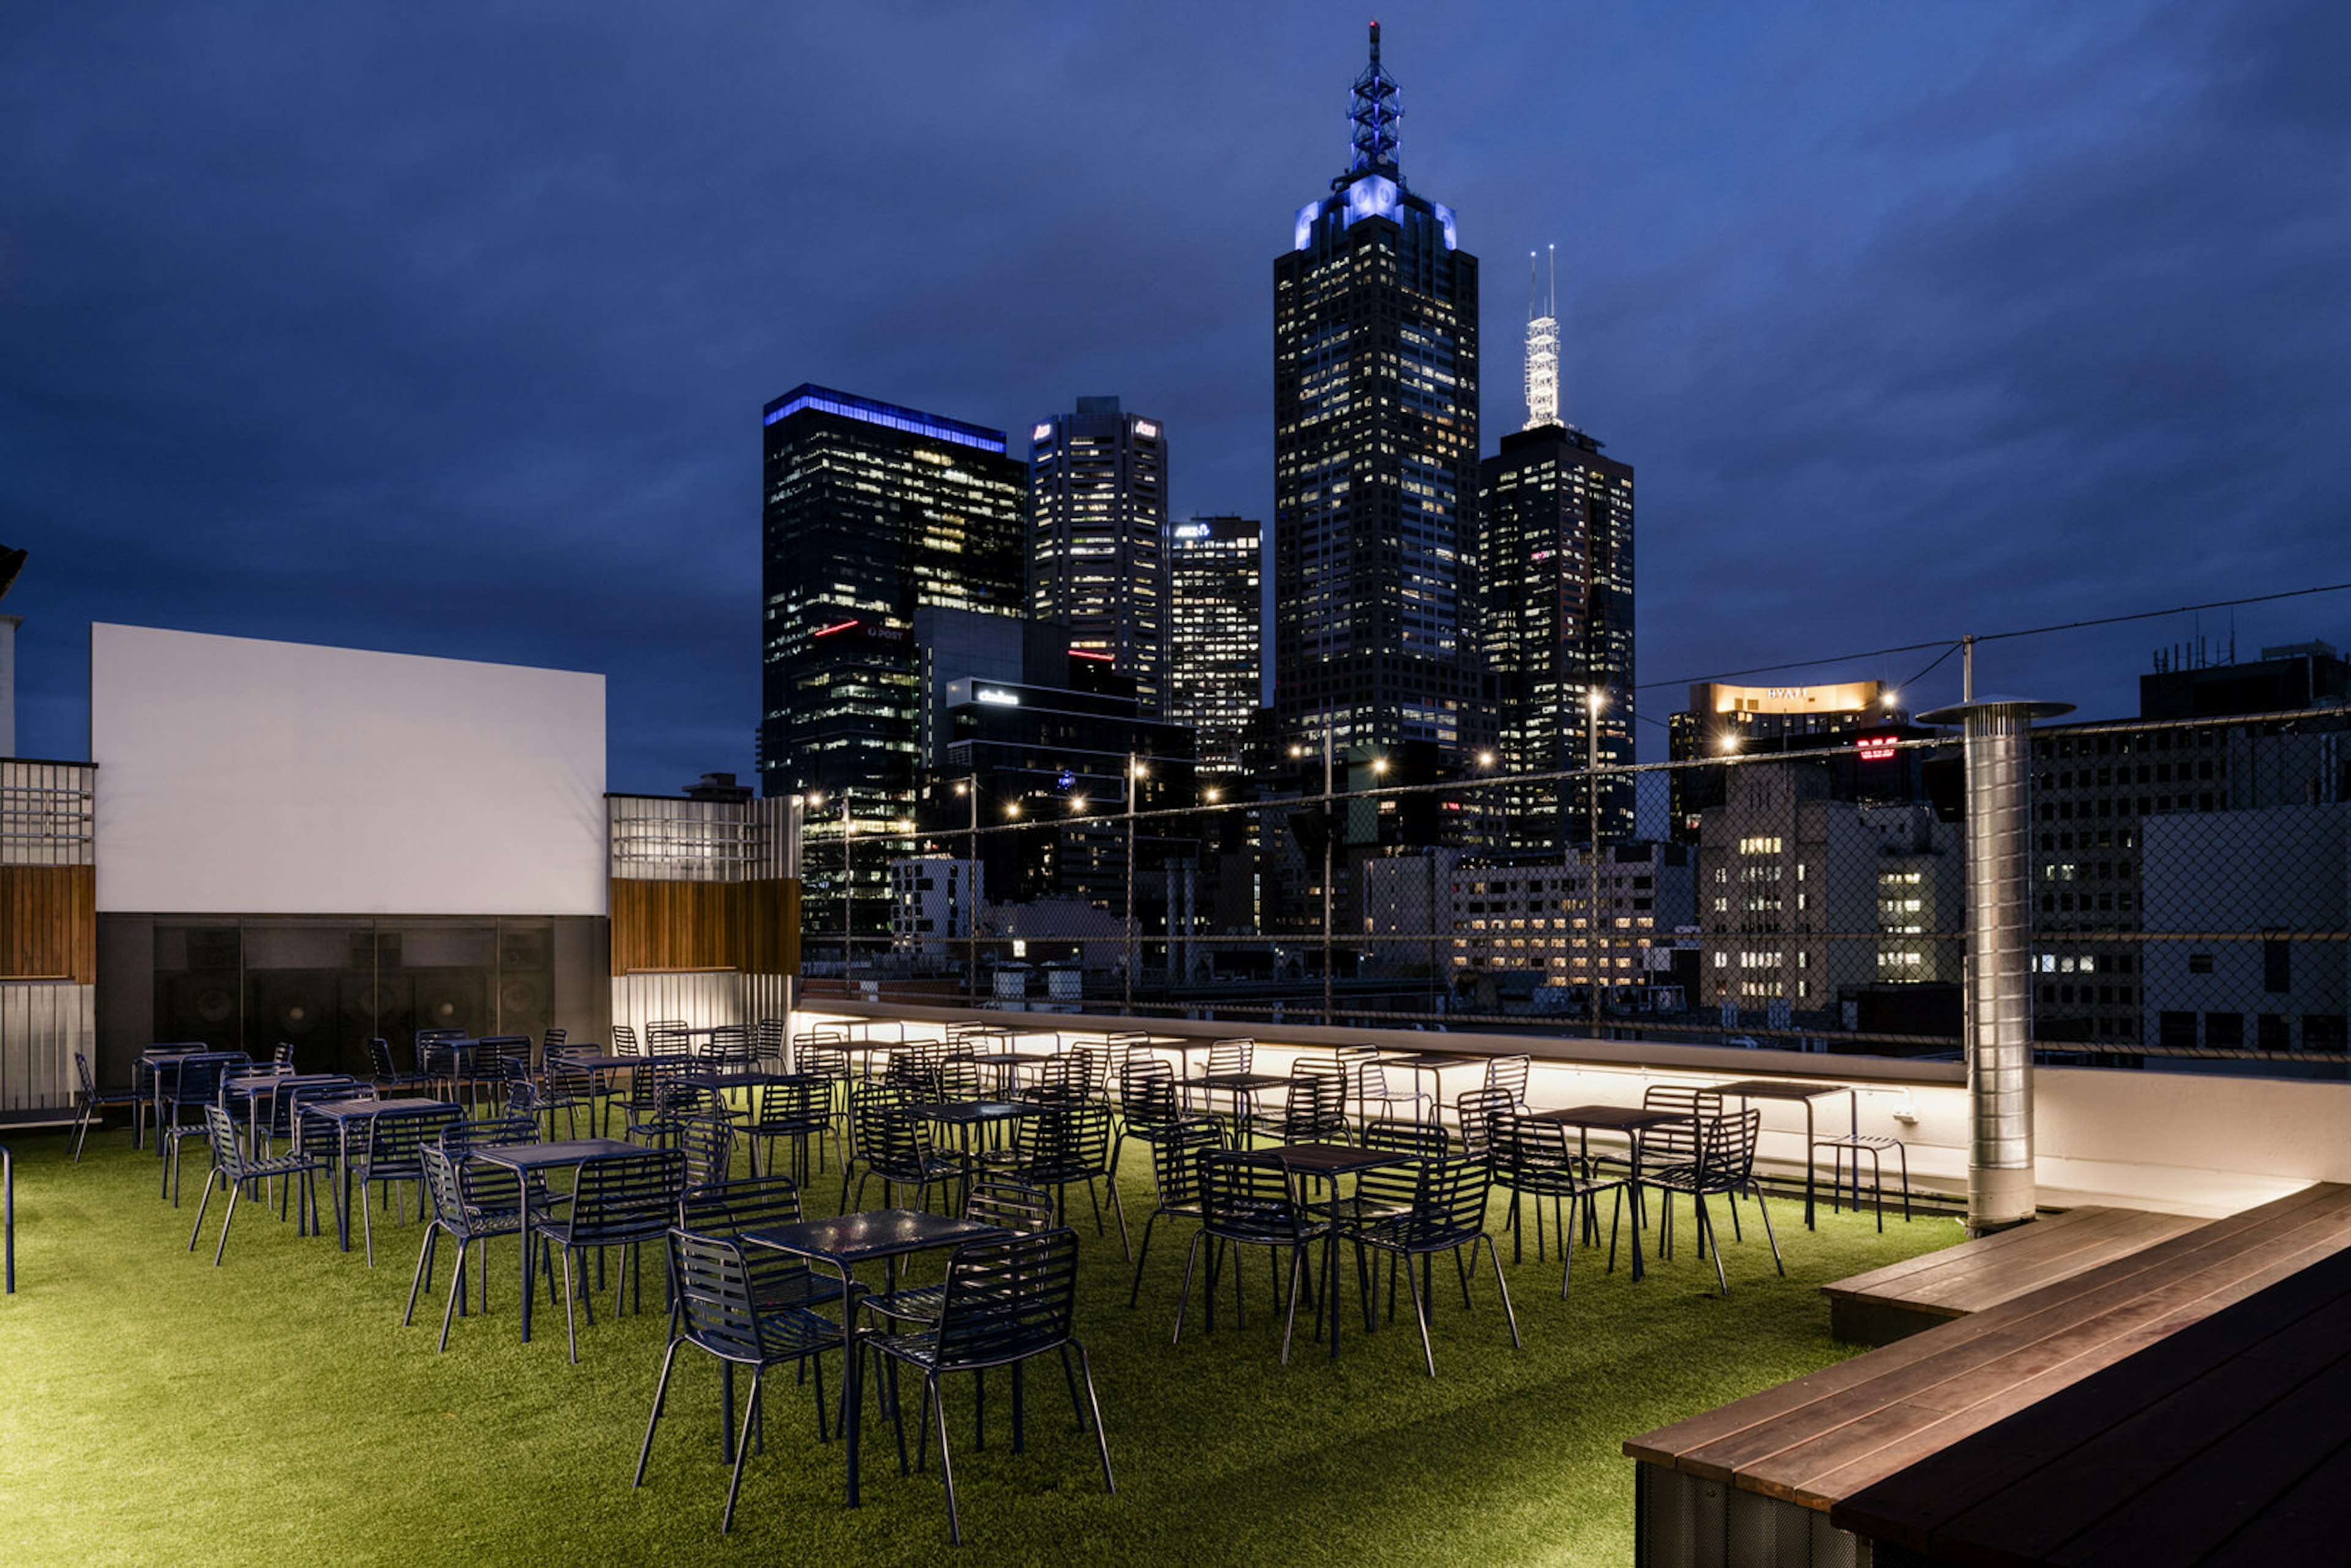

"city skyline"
[6, 4, 2347, 790]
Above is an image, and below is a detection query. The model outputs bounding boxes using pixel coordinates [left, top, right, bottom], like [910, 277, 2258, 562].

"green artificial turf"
[0, 1125, 1954, 1566]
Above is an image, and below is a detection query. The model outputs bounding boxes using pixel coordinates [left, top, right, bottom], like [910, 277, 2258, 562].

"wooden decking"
[1625, 1182, 2351, 1529]
[1822, 1204, 2205, 1345]
[1831, 1240, 2351, 1563]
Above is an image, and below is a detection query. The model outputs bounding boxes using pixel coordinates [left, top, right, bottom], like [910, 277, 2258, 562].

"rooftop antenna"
[1344, 20, 1403, 183]
[1524, 244, 1559, 430]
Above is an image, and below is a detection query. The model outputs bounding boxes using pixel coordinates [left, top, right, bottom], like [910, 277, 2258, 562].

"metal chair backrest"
[1455, 1088, 1513, 1160]
[866, 1105, 942, 1182]
[542, 1027, 566, 1052]
[362, 1104, 463, 1178]
[611, 1024, 641, 1057]
[679, 1173, 827, 1311]
[1641, 1085, 1721, 1168]
[753, 1079, 828, 1130]
[966, 1177, 1056, 1233]
[1278, 1065, 1348, 1141]
[681, 1111, 735, 1189]
[1199, 1151, 1310, 1242]
[477, 1035, 533, 1076]
[669, 1229, 767, 1362]
[1407, 1157, 1494, 1245]
[1363, 1117, 1449, 1158]
[1207, 1037, 1254, 1076]
[167, 1052, 247, 1111]
[707, 1024, 753, 1066]
[1118, 1056, 1182, 1127]
[1485, 1054, 1531, 1103]
[1699, 1109, 1763, 1190]
[1147, 1120, 1223, 1210]
[932, 1228, 1081, 1371]
[754, 1018, 787, 1065]
[75, 1051, 99, 1103]
[1496, 1111, 1576, 1172]
[844, 1080, 909, 1163]
[645, 1020, 690, 1056]
[570, 1149, 687, 1245]
[934, 1055, 984, 1102]
[364, 1038, 402, 1082]
[1018, 1101, 1112, 1177]
[201, 1104, 252, 1179]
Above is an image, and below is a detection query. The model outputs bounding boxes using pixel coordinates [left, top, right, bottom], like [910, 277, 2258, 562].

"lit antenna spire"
[1347, 21, 1402, 179]
[1524, 244, 1558, 430]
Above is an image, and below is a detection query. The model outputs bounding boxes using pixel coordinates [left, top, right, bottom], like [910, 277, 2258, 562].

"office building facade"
[1167, 515, 1264, 773]
[1477, 424, 1635, 848]
[759, 385, 1027, 809]
[1028, 397, 1169, 713]
[1272, 23, 1480, 762]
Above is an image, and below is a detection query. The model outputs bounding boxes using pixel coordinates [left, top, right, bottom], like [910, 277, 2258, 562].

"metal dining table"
[740, 1209, 1009, 1507]
[470, 1138, 644, 1343]
[1523, 1105, 1693, 1281]
[299, 1095, 460, 1251]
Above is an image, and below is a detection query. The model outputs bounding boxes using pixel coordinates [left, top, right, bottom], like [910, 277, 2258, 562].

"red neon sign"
[1856, 733, 1899, 762]
[813, 620, 860, 638]
[1068, 649, 1115, 662]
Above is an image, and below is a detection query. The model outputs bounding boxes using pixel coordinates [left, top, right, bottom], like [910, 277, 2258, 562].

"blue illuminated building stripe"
[762, 384, 1007, 454]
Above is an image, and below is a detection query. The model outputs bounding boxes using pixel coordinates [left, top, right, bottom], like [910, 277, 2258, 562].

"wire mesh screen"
[805, 737, 1980, 1062]
[2027, 709, 2350, 1064]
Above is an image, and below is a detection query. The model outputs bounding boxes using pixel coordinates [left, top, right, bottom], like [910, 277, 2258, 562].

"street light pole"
[1588, 691, 1604, 1040]
[1322, 729, 1335, 1027]
[841, 792, 853, 991]
[962, 776, 978, 1008]
[1125, 753, 1139, 1017]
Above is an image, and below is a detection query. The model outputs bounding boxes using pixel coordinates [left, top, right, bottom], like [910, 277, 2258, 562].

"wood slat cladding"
[0, 865, 96, 982]
[609, 877, 799, 977]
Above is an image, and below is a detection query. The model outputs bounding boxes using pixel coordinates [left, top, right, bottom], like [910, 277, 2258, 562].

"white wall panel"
[92, 624, 606, 916]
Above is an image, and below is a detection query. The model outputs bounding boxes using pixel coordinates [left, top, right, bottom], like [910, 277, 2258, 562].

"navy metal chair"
[70, 1052, 145, 1163]
[1493, 1111, 1629, 1298]
[1013, 1102, 1126, 1256]
[404, 1142, 549, 1351]
[1125, 1119, 1220, 1308]
[851, 1101, 960, 1215]
[186, 1105, 326, 1265]
[866, 1178, 1056, 1330]
[537, 1147, 686, 1362]
[1646, 1108, 1782, 1296]
[865, 1227, 1112, 1545]
[1339, 1157, 1520, 1375]
[740, 1079, 834, 1184]
[353, 1103, 463, 1265]
[635, 1228, 846, 1532]
[158, 1052, 248, 1205]
[1176, 1150, 1330, 1363]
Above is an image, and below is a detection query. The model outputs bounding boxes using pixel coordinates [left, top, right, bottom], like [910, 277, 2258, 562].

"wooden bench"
[1625, 1183, 2351, 1567]
[1834, 1242, 2351, 1564]
[1823, 1204, 2203, 1345]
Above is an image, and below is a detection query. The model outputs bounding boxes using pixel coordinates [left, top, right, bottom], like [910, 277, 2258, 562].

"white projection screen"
[91, 624, 607, 916]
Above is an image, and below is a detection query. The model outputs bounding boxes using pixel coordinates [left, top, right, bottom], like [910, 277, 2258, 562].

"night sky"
[7, 2, 2347, 789]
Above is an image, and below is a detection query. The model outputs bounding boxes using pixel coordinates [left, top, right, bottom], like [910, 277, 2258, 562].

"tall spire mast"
[1346, 21, 1403, 181]
[1524, 242, 1558, 430]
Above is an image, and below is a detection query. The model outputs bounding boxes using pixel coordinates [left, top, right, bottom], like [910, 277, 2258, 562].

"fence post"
[1923, 694, 2072, 1233]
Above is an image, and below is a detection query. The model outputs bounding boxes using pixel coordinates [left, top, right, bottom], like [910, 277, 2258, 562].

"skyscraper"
[1027, 397, 1169, 712]
[759, 385, 1027, 808]
[1477, 249, 1635, 850]
[1273, 23, 1480, 761]
[1479, 426, 1635, 847]
[1166, 514, 1264, 773]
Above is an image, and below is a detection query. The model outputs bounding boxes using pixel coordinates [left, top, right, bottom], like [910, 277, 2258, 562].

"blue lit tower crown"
[1273, 23, 1481, 762]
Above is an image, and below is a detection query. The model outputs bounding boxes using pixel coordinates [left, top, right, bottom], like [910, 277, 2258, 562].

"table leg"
[337, 1128, 356, 1252]
[1803, 1102, 1817, 1229]
[1627, 1130, 1646, 1282]
[839, 1267, 864, 1506]
[519, 1184, 536, 1344]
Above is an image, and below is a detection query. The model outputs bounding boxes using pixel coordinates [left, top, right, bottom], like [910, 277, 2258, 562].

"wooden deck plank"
[2197, 1435, 2351, 1567]
[1883, 1212, 2202, 1316]
[1821, 1206, 2126, 1298]
[1951, 1299, 2351, 1564]
[1827, 1251, 2351, 1553]
[1627, 1184, 2351, 1491]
